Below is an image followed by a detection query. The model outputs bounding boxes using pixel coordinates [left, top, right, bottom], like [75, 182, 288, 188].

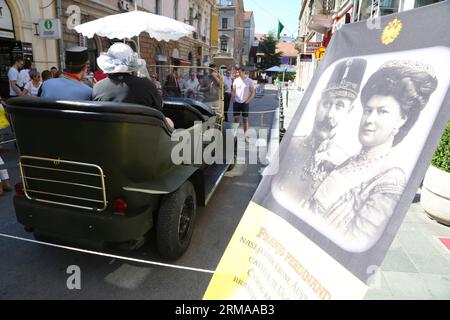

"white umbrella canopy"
[74, 10, 195, 42]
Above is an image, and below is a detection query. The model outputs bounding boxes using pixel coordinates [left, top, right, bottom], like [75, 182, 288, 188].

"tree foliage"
[432, 120, 450, 173]
[256, 33, 282, 71]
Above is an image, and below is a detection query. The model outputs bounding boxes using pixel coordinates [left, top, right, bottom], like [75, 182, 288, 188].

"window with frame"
[222, 18, 228, 29]
[189, 8, 194, 25]
[155, 0, 162, 14]
[174, 0, 178, 20]
[198, 13, 202, 35]
[220, 39, 228, 52]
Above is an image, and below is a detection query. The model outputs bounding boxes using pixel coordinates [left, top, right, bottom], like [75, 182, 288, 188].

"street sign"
[315, 46, 326, 61]
[300, 54, 313, 62]
[38, 19, 61, 39]
[304, 42, 321, 53]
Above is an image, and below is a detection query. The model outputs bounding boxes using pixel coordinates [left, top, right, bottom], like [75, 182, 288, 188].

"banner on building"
[204, 2, 450, 300]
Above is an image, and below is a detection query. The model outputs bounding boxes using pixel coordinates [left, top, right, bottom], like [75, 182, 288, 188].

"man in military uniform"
[41, 47, 92, 100]
[271, 58, 367, 210]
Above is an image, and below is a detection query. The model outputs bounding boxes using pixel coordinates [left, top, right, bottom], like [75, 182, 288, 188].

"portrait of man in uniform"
[270, 58, 439, 253]
[271, 58, 367, 210]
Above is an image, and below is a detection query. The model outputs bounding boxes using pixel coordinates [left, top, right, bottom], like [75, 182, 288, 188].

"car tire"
[156, 181, 197, 260]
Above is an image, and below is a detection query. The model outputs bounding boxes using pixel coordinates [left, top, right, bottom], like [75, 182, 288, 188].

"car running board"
[203, 162, 230, 205]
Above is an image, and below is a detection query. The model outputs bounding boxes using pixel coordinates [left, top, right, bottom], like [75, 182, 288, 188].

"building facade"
[276, 42, 298, 66]
[185, 0, 215, 67]
[294, 0, 443, 90]
[61, 0, 214, 73]
[0, 0, 59, 97]
[242, 11, 255, 66]
[214, 0, 245, 69]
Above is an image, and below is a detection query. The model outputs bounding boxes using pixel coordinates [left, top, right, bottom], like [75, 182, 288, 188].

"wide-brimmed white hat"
[97, 43, 146, 74]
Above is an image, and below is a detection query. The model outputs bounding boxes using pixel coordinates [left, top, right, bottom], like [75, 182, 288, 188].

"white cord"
[0, 232, 215, 274]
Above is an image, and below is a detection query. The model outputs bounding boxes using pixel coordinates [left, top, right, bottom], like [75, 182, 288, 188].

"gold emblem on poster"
[381, 18, 402, 45]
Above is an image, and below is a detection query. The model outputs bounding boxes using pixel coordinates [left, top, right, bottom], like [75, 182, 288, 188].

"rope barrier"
[0, 138, 16, 146]
[0, 232, 216, 274]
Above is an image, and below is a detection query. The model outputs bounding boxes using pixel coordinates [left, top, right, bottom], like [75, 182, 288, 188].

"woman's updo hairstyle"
[360, 60, 438, 146]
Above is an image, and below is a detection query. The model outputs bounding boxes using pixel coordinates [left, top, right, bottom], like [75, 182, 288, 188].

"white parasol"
[74, 10, 195, 42]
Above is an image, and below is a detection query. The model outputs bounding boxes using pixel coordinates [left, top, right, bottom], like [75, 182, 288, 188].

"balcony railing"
[217, 0, 235, 8]
[217, 51, 233, 57]
[307, 0, 335, 34]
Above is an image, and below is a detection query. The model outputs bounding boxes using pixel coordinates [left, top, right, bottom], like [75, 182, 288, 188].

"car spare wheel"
[156, 181, 197, 260]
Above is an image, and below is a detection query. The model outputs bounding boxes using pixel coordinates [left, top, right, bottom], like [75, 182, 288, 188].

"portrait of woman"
[306, 60, 438, 252]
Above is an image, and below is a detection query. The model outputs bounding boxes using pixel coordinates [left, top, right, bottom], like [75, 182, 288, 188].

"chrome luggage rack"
[19, 156, 108, 211]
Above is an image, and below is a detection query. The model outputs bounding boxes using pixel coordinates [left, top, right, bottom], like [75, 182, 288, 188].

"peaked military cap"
[65, 46, 89, 67]
[322, 58, 367, 100]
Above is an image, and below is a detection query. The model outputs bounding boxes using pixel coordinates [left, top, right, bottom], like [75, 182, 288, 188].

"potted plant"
[421, 120, 450, 226]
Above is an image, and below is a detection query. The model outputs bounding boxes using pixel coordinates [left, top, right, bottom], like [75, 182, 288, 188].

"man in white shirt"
[183, 72, 200, 99]
[232, 67, 255, 141]
[8, 58, 24, 97]
[17, 59, 31, 90]
[223, 70, 232, 122]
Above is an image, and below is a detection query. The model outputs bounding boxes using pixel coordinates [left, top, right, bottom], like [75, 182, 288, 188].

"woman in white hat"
[93, 43, 173, 127]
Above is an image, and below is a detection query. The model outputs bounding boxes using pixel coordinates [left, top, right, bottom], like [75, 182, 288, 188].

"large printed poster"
[204, 2, 450, 300]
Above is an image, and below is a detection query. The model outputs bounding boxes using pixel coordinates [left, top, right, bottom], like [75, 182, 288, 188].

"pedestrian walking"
[23, 71, 42, 97]
[223, 69, 232, 122]
[36, 70, 53, 97]
[50, 66, 58, 77]
[232, 67, 256, 142]
[0, 97, 12, 196]
[17, 59, 32, 91]
[182, 72, 200, 99]
[7, 58, 24, 98]
[150, 73, 163, 97]
[199, 64, 221, 112]
[164, 68, 182, 98]
[0, 155, 12, 196]
[29, 61, 38, 77]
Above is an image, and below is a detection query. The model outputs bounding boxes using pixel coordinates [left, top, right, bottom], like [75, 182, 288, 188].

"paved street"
[1, 86, 449, 300]
[0, 88, 278, 299]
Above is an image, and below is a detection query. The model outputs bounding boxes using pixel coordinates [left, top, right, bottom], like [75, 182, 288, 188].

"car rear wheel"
[156, 181, 197, 260]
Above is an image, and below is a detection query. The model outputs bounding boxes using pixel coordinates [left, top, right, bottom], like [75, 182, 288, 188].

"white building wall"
[5, 0, 59, 71]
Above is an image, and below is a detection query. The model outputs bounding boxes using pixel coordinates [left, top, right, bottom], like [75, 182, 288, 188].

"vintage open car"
[7, 66, 237, 260]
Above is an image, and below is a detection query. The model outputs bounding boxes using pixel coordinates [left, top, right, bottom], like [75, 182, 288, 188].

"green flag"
[277, 21, 285, 40]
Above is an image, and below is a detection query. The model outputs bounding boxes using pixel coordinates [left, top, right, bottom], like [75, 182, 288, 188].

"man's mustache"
[316, 119, 335, 131]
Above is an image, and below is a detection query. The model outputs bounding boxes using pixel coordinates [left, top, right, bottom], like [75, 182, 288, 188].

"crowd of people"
[0, 43, 258, 194]
[6, 58, 64, 99]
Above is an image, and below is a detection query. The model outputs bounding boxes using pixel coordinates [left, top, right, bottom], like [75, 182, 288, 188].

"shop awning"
[172, 57, 191, 66]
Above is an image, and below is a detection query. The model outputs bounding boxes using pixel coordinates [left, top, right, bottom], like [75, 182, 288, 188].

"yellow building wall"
[210, 6, 219, 56]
